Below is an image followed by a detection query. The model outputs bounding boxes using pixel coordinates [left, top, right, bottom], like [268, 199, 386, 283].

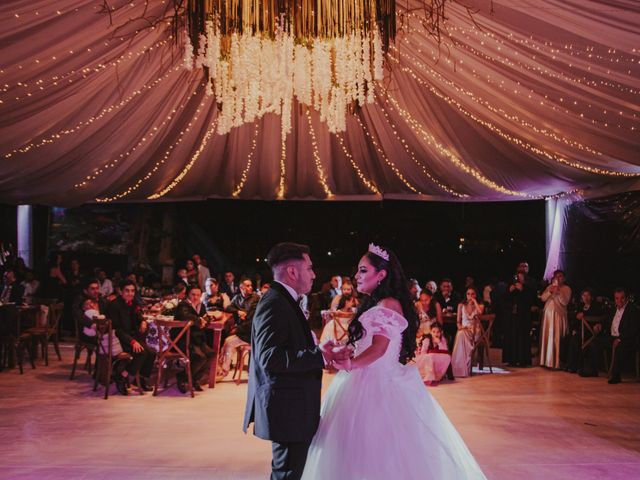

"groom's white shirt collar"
[274, 280, 298, 302]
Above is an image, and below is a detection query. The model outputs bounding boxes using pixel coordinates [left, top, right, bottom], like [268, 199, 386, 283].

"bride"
[301, 244, 487, 480]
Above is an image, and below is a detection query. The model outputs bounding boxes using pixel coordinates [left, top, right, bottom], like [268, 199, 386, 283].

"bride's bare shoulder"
[378, 297, 403, 316]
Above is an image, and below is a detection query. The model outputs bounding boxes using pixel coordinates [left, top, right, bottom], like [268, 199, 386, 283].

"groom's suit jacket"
[243, 281, 324, 443]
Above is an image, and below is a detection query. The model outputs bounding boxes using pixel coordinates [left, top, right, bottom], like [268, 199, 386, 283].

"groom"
[243, 242, 348, 480]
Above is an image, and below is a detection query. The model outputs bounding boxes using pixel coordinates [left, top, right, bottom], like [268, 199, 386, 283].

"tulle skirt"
[416, 352, 451, 382]
[301, 364, 487, 480]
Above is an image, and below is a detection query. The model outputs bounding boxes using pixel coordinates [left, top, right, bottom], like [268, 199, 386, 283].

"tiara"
[368, 243, 390, 261]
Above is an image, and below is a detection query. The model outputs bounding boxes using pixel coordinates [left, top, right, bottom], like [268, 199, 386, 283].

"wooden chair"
[580, 315, 607, 351]
[332, 311, 355, 343]
[470, 314, 495, 376]
[153, 319, 194, 397]
[92, 318, 136, 400]
[69, 312, 97, 380]
[232, 344, 251, 385]
[24, 302, 63, 366]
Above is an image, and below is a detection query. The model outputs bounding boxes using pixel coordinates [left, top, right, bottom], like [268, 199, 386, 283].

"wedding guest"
[220, 271, 239, 297]
[20, 269, 39, 304]
[0, 269, 24, 304]
[415, 290, 442, 338]
[329, 275, 342, 299]
[566, 288, 604, 373]
[503, 265, 538, 367]
[108, 280, 155, 395]
[174, 286, 214, 392]
[424, 280, 437, 295]
[97, 269, 113, 298]
[192, 254, 211, 290]
[175, 267, 189, 287]
[435, 278, 461, 346]
[408, 278, 421, 302]
[464, 275, 475, 291]
[259, 282, 271, 297]
[160, 283, 187, 315]
[81, 299, 127, 368]
[581, 288, 639, 384]
[201, 278, 231, 318]
[38, 263, 67, 300]
[329, 281, 357, 311]
[539, 270, 572, 369]
[451, 287, 484, 378]
[416, 323, 451, 385]
[72, 278, 108, 345]
[226, 279, 259, 326]
[185, 259, 198, 287]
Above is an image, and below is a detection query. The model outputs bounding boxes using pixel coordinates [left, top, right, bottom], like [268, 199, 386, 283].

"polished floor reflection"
[1, 343, 639, 479]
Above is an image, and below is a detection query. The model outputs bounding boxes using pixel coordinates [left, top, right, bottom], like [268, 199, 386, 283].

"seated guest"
[220, 271, 239, 298]
[408, 278, 421, 302]
[581, 288, 639, 384]
[174, 286, 214, 392]
[20, 269, 40, 304]
[329, 281, 358, 311]
[0, 269, 25, 304]
[97, 269, 113, 298]
[218, 302, 254, 378]
[415, 290, 442, 338]
[451, 287, 484, 378]
[201, 278, 231, 318]
[72, 278, 108, 345]
[176, 268, 190, 287]
[416, 323, 451, 385]
[225, 279, 260, 326]
[424, 280, 437, 295]
[566, 288, 604, 373]
[108, 280, 156, 395]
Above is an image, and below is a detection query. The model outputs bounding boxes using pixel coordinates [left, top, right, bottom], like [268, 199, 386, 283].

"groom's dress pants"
[271, 441, 311, 480]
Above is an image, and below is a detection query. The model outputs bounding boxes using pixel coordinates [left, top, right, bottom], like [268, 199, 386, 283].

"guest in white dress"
[539, 270, 572, 369]
[416, 323, 451, 385]
[451, 288, 484, 378]
[302, 245, 487, 480]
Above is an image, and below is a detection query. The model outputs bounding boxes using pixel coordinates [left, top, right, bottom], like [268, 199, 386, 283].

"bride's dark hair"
[348, 247, 419, 364]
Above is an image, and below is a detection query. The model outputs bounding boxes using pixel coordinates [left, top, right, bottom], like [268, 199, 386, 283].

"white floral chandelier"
[182, 0, 395, 135]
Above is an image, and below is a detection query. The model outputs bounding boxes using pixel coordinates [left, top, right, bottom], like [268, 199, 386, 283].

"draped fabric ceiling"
[1, 0, 639, 205]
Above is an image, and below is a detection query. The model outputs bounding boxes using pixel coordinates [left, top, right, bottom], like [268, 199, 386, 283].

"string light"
[373, 94, 468, 198]
[304, 109, 334, 198]
[277, 125, 288, 200]
[75, 89, 198, 188]
[95, 94, 208, 202]
[3, 65, 182, 159]
[335, 133, 380, 195]
[380, 90, 534, 198]
[148, 119, 219, 199]
[232, 125, 259, 197]
[353, 114, 421, 194]
[389, 53, 640, 178]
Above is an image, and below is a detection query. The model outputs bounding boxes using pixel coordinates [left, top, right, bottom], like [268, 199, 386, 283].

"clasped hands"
[319, 339, 355, 371]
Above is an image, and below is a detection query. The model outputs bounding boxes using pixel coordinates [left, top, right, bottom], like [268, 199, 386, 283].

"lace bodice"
[355, 306, 408, 370]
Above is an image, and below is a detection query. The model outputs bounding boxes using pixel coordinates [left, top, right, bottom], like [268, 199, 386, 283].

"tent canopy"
[1, 0, 639, 205]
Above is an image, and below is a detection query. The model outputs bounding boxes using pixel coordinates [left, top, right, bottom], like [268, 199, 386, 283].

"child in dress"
[82, 298, 123, 356]
[416, 323, 451, 386]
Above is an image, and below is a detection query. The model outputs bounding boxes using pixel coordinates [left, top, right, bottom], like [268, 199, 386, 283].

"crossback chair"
[24, 302, 63, 366]
[153, 319, 194, 397]
[470, 314, 495, 376]
[70, 312, 97, 380]
[92, 318, 137, 399]
[232, 344, 251, 385]
[580, 315, 607, 351]
[332, 311, 355, 344]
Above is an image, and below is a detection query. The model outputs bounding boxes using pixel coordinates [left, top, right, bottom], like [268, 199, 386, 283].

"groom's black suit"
[243, 281, 324, 480]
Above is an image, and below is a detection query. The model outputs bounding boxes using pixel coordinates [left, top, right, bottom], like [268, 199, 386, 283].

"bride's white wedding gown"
[301, 305, 487, 480]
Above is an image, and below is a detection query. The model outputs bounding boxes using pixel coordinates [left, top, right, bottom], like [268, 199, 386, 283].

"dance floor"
[1, 343, 639, 480]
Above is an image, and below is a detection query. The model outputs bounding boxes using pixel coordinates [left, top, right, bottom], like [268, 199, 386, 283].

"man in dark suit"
[581, 287, 639, 384]
[72, 278, 108, 345]
[108, 280, 156, 394]
[0, 270, 25, 304]
[174, 285, 214, 392]
[243, 243, 348, 480]
[220, 271, 239, 298]
[226, 278, 260, 325]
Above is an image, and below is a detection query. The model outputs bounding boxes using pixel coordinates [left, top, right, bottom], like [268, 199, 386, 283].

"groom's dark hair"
[266, 242, 311, 269]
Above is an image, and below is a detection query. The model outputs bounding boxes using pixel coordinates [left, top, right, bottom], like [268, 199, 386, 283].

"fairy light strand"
[232, 124, 259, 197]
[304, 109, 334, 198]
